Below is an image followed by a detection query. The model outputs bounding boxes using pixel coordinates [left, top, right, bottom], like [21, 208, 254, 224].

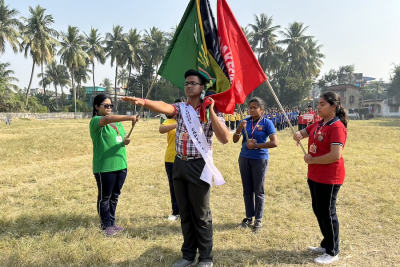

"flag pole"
[237, 105, 249, 141]
[265, 80, 307, 155]
[126, 74, 159, 138]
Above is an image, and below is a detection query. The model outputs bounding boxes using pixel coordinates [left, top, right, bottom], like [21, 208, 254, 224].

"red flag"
[210, 0, 267, 114]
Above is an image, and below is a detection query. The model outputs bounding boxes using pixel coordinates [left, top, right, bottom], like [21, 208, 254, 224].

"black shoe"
[253, 220, 262, 233]
[238, 218, 252, 228]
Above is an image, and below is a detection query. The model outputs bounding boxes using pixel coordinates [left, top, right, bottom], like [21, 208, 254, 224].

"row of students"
[224, 112, 247, 131]
[89, 69, 348, 266]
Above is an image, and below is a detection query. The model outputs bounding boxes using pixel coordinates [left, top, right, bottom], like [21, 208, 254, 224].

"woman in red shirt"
[293, 92, 348, 265]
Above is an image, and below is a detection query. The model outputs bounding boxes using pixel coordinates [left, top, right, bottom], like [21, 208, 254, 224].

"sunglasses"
[101, 104, 114, 109]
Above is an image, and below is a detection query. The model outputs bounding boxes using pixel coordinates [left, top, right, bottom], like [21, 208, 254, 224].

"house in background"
[361, 98, 400, 117]
[324, 84, 360, 112]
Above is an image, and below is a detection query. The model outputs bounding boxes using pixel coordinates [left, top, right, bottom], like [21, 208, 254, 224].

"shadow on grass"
[107, 246, 312, 267]
[0, 213, 98, 238]
[374, 119, 400, 128]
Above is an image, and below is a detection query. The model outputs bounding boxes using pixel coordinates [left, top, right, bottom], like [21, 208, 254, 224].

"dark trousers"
[308, 179, 342, 256]
[94, 169, 127, 230]
[276, 123, 281, 131]
[165, 162, 179, 215]
[238, 156, 269, 220]
[173, 157, 213, 263]
[225, 121, 229, 128]
[230, 121, 236, 131]
[299, 124, 306, 131]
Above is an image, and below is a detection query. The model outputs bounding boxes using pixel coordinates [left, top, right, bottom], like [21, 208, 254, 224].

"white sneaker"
[314, 253, 339, 265]
[168, 215, 180, 221]
[308, 246, 326, 253]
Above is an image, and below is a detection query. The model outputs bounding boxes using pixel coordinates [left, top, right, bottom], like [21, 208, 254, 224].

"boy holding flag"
[122, 70, 229, 267]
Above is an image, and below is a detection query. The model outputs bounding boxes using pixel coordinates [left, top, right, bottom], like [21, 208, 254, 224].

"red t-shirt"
[306, 111, 315, 125]
[298, 115, 304, 125]
[305, 117, 347, 184]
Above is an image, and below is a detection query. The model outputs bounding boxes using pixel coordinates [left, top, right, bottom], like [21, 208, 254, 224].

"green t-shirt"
[90, 116, 127, 173]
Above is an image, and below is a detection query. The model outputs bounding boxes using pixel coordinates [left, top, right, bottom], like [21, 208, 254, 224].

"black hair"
[174, 97, 185, 103]
[248, 97, 266, 110]
[92, 94, 111, 117]
[320, 92, 348, 128]
[308, 105, 312, 108]
[184, 69, 207, 85]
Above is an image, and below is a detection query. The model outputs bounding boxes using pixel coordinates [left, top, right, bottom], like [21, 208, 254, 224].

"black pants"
[165, 162, 179, 215]
[308, 179, 342, 256]
[230, 121, 236, 131]
[94, 169, 127, 230]
[173, 157, 213, 263]
[239, 157, 269, 220]
[225, 121, 229, 128]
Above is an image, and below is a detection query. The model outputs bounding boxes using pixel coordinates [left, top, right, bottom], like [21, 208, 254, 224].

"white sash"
[179, 103, 225, 186]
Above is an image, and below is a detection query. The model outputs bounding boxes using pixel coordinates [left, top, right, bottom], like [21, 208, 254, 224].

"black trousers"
[230, 121, 236, 131]
[94, 169, 127, 230]
[165, 162, 179, 215]
[173, 157, 213, 263]
[308, 179, 342, 256]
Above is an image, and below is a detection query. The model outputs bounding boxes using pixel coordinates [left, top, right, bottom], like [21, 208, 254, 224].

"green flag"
[157, 0, 229, 93]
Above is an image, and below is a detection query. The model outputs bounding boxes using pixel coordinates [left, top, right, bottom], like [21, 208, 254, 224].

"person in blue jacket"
[233, 97, 278, 233]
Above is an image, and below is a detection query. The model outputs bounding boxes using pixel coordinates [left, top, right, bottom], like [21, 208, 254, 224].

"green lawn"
[0, 118, 399, 266]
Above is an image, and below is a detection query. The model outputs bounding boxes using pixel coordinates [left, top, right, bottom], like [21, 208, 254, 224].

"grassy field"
[0, 118, 399, 267]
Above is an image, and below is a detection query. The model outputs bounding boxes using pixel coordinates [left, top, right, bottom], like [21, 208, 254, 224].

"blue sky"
[3, 0, 400, 90]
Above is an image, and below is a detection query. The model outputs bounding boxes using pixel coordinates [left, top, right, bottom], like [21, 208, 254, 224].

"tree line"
[0, 0, 327, 113]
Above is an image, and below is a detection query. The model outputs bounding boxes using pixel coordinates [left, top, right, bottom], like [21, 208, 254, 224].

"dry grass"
[0, 118, 399, 267]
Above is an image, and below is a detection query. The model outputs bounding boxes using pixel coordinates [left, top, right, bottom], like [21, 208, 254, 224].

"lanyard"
[250, 116, 263, 139]
[109, 123, 119, 136]
[313, 122, 326, 141]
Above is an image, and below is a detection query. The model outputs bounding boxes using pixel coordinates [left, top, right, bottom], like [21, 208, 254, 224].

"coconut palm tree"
[84, 27, 105, 92]
[0, 0, 22, 56]
[38, 60, 71, 109]
[100, 78, 113, 93]
[117, 69, 129, 87]
[0, 62, 18, 107]
[143, 27, 167, 70]
[58, 25, 89, 118]
[279, 21, 312, 76]
[20, 5, 59, 109]
[106, 25, 126, 111]
[296, 38, 324, 78]
[74, 65, 92, 97]
[248, 14, 280, 60]
[121, 28, 142, 79]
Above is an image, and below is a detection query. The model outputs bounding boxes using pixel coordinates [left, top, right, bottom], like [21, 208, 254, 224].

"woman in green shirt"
[90, 94, 138, 237]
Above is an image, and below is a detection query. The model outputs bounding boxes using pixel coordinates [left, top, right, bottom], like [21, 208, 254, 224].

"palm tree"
[20, 5, 59, 109]
[38, 60, 71, 109]
[143, 27, 167, 70]
[105, 25, 126, 111]
[57, 65, 71, 108]
[100, 78, 113, 93]
[117, 68, 129, 87]
[279, 21, 312, 76]
[0, 62, 18, 106]
[298, 38, 324, 78]
[0, 0, 22, 56]
[58, 25, 89, 118]
[84, 27, 105, 92]
[74, 65, 92, 97]
[121, 28, 142, 79]
[248, 14, 280, 60]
